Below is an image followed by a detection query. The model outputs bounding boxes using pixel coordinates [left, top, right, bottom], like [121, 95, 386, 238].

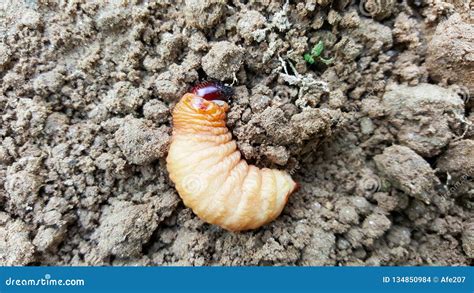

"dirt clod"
[426, 14, 474, 92]
[202, 41, 244, 81]
[115, 116, 170, 165]
[93, 201, 158, 259]
[184, 0, 227, 30]
[374, 145, 440, 204]
[382, 84, 465, 157]
[0, 213, 35, 266]
[462, 220, 474, 258]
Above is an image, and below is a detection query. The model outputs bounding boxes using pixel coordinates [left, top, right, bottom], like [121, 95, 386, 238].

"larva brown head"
[172, 82, 233, 131]
[191, 81, 233, 102]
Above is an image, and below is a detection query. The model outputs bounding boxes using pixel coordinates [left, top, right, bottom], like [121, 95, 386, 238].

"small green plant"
[304, 40, 334, 65]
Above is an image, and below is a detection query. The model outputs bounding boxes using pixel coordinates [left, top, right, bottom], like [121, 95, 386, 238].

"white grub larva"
[166, 82, 297, 232]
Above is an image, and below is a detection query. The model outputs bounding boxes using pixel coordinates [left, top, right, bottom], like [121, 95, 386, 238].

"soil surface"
[0, 0, 473, 266]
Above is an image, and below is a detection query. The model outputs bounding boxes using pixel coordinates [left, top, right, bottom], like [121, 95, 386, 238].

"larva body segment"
[166, 93, 297, 231]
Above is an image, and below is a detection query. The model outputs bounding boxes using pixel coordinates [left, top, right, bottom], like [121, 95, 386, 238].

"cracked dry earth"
[0, 0, 473, 266]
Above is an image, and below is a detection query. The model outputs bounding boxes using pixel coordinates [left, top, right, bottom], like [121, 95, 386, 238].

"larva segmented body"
[166, 85, 297, 231]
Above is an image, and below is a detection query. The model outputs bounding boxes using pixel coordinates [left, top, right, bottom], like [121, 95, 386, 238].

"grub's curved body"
[166, 93, 297, 231]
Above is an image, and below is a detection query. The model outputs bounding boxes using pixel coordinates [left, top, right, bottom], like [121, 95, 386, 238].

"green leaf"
[304, 53, 315, 64]
[319, 56, 334, 65]
[311, 40, 324, 57]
